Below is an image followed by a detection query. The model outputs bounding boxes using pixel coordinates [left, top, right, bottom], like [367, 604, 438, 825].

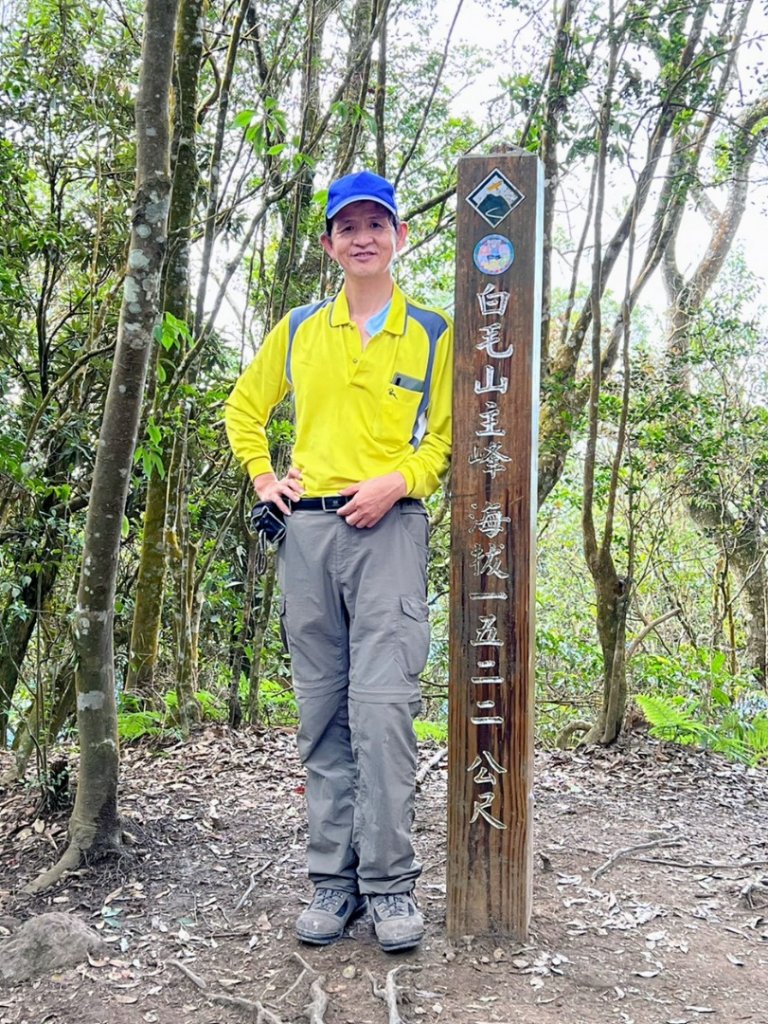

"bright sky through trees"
[436, 0, 768, 320]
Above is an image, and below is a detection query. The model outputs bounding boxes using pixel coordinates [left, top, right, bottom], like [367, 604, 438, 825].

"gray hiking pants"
[277, 501, 430, 895]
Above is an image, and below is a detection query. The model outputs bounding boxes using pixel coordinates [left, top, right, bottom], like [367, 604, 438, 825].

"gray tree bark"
[28, 0, 179, 891]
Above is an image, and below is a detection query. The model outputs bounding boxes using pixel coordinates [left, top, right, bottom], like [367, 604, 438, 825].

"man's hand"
[253, 467, 303, 516]
[338, 471, 408, 528]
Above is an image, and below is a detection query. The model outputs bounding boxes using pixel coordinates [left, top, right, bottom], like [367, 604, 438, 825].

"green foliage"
[635, 693, 768, 767]
[117, 687, 227, 741]
[134, 416, 167, 480]
[258, 678, 298, 728]
[163, 688, 228, 723]
[414, 719, 447, 744]
[2, 0, 765, 786]
[117, 708, 165, 741]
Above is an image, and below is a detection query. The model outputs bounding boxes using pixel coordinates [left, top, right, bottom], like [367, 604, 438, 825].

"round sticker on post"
[473, 234, 515, 276]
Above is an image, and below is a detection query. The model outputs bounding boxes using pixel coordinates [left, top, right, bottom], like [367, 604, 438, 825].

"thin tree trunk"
[580, 2, 632, 745]
[229, 534, 258, 728]
[171, 420, 200, 735]
[732, 519, 767, 687]
[0, 551, 60, 748]
[126, 468, 168, 696]
[126, 0, 205, 697]
[28, 0, 179, 892]
[7, 658, 76, 783]
[247, 555, 278, 725]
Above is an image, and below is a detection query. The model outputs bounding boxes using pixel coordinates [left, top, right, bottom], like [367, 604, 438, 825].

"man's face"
[321, 200, 408, 282]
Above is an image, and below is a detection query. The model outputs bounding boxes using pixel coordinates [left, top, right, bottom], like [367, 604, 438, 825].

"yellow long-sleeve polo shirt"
[224, 283, 453, 499]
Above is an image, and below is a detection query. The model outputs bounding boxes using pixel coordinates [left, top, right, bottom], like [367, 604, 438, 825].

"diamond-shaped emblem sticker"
[466, 169, 524, 228]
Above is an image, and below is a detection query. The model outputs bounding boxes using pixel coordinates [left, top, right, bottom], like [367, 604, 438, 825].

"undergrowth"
[636, 692, 768, 766]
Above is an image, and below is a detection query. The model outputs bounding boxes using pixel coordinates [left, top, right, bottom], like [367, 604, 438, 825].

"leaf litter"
[0, 730, 766, 1023]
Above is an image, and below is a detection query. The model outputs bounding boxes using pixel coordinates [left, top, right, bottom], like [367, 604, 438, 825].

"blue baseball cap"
[326, 170, 398, 221]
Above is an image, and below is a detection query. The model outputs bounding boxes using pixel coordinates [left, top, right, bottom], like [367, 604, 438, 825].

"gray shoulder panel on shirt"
[286, 298, 333, 384]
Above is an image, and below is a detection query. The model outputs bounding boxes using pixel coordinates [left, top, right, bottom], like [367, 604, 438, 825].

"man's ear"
[395, 221, 408, 252]
[320, 232, 335, 260]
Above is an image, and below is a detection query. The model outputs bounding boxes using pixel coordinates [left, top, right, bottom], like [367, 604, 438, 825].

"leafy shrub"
[258, 678, 298, 727]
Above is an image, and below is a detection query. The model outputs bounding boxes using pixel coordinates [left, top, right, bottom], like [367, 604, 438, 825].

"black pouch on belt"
[249, 502, 286, 544]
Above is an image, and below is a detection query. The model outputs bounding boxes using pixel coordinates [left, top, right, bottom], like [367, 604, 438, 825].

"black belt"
[290, 496, 423, 512]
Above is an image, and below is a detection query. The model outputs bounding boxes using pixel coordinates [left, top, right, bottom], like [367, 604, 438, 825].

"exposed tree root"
[234, 859, 273, 911]
[555, 720, 591, 749]
[170, 959, 208, 990]
[638, 857, 768, 871]
[170, 960, 285, 1022]
[366, 965, 421, 1024]
[591, 835, 682, 883]
[25, 831, 125, 893]
[304, 975, 328, 1023]
[24, 844, 88, 893]
[211, 992, 284, 1021]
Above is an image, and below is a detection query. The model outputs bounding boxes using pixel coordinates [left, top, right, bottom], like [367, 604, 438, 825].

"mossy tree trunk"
[126, 0, 205, 698]
[28, 0, 179, 892]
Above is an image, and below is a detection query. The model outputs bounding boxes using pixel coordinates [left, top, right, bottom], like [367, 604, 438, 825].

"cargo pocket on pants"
[396, 595, 430, 681]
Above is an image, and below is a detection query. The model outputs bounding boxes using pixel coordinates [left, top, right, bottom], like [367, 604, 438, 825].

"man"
[225, 170, 453, 951]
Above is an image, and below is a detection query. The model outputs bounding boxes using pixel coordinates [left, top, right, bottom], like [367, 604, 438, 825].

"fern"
[635, 694, 709, 743]
[744, 715, 768, 765]
[117, 709, 163, 741]
[636, 694, 768, 766]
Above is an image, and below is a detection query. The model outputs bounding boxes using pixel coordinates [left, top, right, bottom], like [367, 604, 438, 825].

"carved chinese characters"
[448, 154, 541, 938]
[466, 281, 516, 831]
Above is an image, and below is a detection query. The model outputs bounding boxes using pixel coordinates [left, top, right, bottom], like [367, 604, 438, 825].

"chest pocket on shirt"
[376, 381, 423, 451]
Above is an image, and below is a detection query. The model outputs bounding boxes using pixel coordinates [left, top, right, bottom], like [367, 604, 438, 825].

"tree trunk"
[0, 549, 60, 748]
[5, 658, 76, 784]
[691, 505, 767, 689]
[583, 561, 630, 744]
[732, 518, 767, 688]
[580, 12, 633, 746]
[126, 0, 205, 697]
[247, 554, 278, 725]
[169, 421, 200, 735]
[126, 467, 168, 696]
[229, 533, 259, 728]
[28, 0, 179, 892]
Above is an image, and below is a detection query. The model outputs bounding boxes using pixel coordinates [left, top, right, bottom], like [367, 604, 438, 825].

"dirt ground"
[1, 727, 767, 1024]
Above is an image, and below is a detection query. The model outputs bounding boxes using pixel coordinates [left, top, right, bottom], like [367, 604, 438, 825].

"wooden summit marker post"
[447, 151, 543, 938]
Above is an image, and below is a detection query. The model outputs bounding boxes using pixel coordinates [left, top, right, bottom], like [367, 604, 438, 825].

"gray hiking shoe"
[296, 888, 366, 945]
[369, 892, 424, 951]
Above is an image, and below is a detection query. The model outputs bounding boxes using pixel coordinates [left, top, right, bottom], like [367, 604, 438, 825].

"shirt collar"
[329, 282, 408, 336]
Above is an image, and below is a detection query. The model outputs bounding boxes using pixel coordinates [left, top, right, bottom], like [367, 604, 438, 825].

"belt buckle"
[321, 496, 335, 512]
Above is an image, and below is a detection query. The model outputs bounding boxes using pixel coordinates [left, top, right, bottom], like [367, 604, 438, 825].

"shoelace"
[312, 888, 349, 912]
[373, 893, 410, 918]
